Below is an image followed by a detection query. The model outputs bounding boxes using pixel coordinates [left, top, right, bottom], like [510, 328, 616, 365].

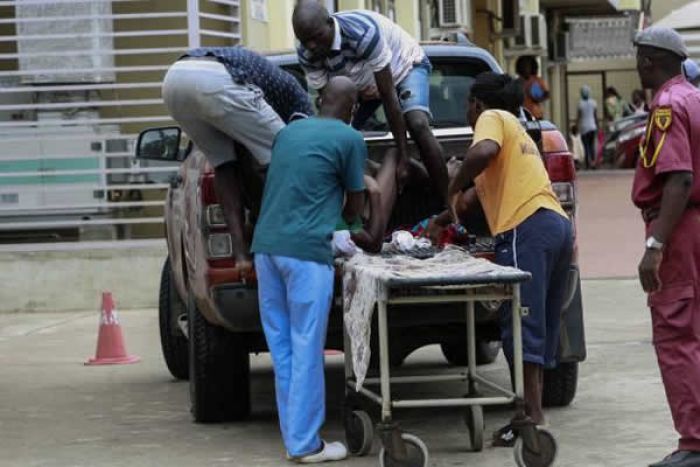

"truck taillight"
[200, 172, 217, 205]
[200, 172, 235, 267]
[552, 180, 577, 242]
[207, 233, 233, 258]
[552, 182, 575, 209]
[206, 204, 226, 227]
[545, 153, 576, 183]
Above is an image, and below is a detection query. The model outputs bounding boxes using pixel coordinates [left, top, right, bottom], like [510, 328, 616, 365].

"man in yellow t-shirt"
[434, 72, 572, 447]
[470, 109, 566, 234]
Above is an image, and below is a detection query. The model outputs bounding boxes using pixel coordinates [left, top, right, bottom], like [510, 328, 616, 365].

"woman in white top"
[577, 85, 598, 169]
[630, 89, 649, 115]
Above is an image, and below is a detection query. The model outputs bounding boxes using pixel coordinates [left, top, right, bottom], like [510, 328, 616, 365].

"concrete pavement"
[0, 279, 677, 467]
[576, 171, 640, 280]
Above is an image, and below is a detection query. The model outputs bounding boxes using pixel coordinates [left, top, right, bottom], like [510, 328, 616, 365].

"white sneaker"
[294, 441, 348, 464]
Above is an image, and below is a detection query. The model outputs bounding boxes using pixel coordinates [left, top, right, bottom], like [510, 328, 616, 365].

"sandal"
[492, 422, 551, 448]
[492, 423, 518, 448]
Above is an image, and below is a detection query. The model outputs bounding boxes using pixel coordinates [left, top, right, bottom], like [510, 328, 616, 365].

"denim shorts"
[352, 57, 433, 128]
[495, 208, 573, 369]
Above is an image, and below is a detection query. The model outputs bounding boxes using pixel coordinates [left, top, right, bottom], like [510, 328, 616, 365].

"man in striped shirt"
[293, 2, 448, 204]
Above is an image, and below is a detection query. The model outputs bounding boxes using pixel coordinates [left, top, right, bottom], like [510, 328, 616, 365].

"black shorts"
[495, 208, 573, 368]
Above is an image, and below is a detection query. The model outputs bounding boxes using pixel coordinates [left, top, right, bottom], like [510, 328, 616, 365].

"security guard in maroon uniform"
[632, 26, 700, 467]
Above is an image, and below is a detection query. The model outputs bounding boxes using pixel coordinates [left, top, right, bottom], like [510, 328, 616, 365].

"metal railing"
[0, 0, 241, 245]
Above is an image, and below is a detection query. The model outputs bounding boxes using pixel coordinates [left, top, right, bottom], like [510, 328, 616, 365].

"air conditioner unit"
[438, 0, 470, 28]
[530, 14, 547, 48]
[500, 0, 520, 37]
[508, 13, 547, 50]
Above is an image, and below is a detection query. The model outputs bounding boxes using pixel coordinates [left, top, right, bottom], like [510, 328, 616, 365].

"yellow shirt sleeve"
[472, 110, 505, 147]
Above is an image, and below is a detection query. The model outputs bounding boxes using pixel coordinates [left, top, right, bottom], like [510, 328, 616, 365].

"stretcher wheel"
[464, 405, 484, 452]
[344, 410, 373, 456]
[379, 433, 428, 467]
[513, 428, 557, 467]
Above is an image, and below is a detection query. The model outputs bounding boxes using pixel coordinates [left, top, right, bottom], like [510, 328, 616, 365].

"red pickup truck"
[136, 42, 586, 424]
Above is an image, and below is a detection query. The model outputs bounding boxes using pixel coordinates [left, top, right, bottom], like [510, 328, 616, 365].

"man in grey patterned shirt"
[162, 47, 312, 275]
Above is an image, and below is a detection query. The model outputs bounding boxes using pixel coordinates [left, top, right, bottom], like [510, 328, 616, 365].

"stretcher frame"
[342, 269, 557, 466]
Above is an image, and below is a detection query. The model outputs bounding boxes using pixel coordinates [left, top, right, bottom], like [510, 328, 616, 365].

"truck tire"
[542, 361, 578, 407]
[159, 257, 189, 380]
[188, 294, 251, 423]
[441, 340, 502, 366]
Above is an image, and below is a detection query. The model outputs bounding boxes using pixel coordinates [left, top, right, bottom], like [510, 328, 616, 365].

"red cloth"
[409, 218, 467, 248]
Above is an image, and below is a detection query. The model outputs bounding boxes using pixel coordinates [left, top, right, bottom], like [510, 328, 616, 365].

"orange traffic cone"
[85, 291, 140, 366]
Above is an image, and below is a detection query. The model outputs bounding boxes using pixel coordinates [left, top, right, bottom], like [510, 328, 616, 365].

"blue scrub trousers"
[254, 253, 334, 457]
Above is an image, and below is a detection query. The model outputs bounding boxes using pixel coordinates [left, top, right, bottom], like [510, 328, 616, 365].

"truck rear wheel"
[441, 340, 502, 366]
[188, 294, 251, 423]
[542, 361, 578, 407]
[158, 257, 189, 380]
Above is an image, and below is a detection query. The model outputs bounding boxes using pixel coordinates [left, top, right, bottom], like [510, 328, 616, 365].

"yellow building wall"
[0, 5, 17, 73]
[252, 0, 511, 58]
[241, 0, 270, 50]
[241, 0, 424, 51]
[104, 0, 189, 135]
[520, 0, 540, 14]
[103, 0, 241, 134]
[611, 0, 641, 10]
[651, 0, 694, 22]
[396, 0, 421, 39]
[268, 1, 296, 50]
[548, 65, 565, 131]
[338, 0, 365, 10]
[471, 0, 504, 64]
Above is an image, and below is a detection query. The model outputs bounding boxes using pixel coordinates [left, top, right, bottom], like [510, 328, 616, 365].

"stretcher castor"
[463, 405, 484, 452]
[379, 433, 428, 467]
[343, 409, 373, 456]
[514, 427, 557, 467]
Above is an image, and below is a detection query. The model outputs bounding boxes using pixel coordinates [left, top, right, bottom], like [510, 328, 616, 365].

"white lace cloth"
[342, 245, 525, 390]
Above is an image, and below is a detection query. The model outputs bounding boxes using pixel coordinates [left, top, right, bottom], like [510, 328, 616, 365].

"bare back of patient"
[351, 148, 431, 252]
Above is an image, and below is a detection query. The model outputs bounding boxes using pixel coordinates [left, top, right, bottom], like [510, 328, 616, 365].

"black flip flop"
[492, 423, 518, 448]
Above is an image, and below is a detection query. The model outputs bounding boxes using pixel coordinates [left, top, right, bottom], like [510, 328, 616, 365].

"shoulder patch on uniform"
[654, 107, 673, 131]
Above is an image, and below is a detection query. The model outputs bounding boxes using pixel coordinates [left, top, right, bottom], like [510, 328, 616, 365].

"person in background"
[251, 77, 366, 464]
[569, 124, 585, 170]
[577, 85, 599, 169]
[161, 46, 313, 276]
[631, 89, 650, 115]
[604, 86, 627, 129]
[292, 1, 449, 204]
[633, 26, 700, 467]
[436, 72, 572, 447]
[516, 55, 550, 120]
[683, 58, 700, 87]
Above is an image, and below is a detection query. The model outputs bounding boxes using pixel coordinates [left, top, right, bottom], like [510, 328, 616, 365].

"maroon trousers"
[648, 210, 700, 451]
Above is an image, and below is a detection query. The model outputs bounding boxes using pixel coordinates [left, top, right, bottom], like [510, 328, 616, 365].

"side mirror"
[135, 127, 190, 162]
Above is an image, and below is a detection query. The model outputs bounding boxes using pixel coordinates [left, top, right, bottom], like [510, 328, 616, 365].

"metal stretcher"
[341, 267, 558, 467]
